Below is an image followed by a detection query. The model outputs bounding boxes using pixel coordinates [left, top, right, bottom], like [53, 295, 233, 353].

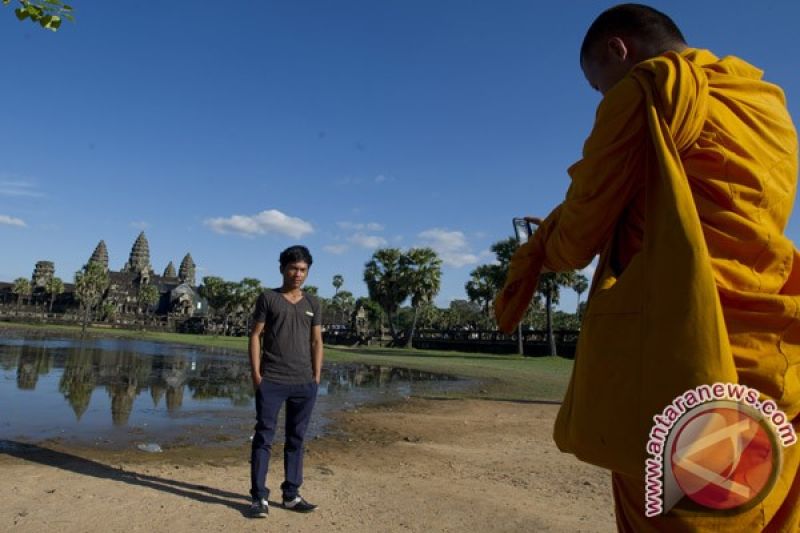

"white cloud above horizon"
[418, 228, 480, 268]
[337, 221, 384, 232]
[323, 244, 349, 255]
[349, 232, 387, 249]
[204, 209, 313, 239]
[0, 214, 26, 228]
[0, 180, 43, 198]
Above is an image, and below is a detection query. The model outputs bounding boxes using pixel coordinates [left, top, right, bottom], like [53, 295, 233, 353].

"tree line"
[10, 236, 591, 351]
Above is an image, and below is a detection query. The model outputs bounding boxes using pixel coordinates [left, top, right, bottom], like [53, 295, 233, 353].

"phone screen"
[513, 218, 532, 244]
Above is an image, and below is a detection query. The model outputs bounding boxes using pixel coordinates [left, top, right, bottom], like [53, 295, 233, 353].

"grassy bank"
[0, 321, 572, 401]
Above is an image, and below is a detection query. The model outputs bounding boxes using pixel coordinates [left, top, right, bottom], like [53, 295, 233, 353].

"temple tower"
[163, 261, 177, 278]
[124, 232, 152, 274]
[179, 253, 196, 286]
[89, 240, 109, 271]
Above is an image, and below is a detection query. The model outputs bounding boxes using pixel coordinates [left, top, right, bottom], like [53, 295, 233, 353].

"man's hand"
[250, 321, 266, 391]
[313, 374, 321, 385]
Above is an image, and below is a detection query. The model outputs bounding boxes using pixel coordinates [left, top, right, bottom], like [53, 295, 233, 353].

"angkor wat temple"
[0, 232, 207, 320]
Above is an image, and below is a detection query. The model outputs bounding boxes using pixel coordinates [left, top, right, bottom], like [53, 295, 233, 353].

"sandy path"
[1, 399, 615, 532]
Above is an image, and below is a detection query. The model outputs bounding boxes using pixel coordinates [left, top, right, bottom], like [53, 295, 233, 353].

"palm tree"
[12, 277, 31, 309]
[364, 248, 409, 342]
[199, 276, 232, 333]
[537, 271, 577, 357]
[237, 277, 263, 331]
[332, 274, 344, 296]
[402, 247, 442, 347]
[465, 265, 501, 317]
[44, 276, 64, 314]
[74, 261, 109, 335]
[331, 290, 355, 326]
[573, 274, 589, 317]
[137, 283, 160, 320]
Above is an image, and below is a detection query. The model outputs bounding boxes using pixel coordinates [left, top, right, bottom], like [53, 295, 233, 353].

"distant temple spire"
[179, 253, 196, 286]
[163, 261, 177, 278]
[124, 232, 152, 274]
[90, 240, 109, 271]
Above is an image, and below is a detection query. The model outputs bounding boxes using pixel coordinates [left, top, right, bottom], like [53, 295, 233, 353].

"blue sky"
[1, 1, 799, 310]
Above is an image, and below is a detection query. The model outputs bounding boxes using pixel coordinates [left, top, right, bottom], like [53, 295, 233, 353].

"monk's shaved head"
[580, 4, 687, 94]
[581, 4, 686, 64]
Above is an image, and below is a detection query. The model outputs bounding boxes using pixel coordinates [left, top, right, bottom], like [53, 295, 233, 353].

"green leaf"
[15, 8, 29, 20]
[40, 15, 60, 30]
[26, 4, 43, 19]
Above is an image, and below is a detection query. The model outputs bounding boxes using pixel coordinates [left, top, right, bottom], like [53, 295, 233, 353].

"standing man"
[248, 245, 323, 517]
[496, 4, 799, 531]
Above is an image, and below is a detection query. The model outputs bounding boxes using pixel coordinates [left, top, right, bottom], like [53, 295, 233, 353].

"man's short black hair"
[279, 245, 313, 269]
[581, 3, 686, 63]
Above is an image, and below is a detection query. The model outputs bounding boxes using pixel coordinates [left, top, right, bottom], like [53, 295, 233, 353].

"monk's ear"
[606, 37, 629, 63]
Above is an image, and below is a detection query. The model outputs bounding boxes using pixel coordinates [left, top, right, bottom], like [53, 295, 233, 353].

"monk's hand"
[494, 240, 545, 333]
[522, 216, 551, 273]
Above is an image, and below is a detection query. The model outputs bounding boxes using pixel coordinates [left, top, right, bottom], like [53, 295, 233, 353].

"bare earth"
[1, 399, 615, 532]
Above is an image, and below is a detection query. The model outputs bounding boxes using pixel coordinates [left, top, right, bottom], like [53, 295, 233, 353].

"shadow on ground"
[0, 440, 257, 516]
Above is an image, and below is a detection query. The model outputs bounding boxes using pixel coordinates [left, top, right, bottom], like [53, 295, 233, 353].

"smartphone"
[512, 217, 533, 244]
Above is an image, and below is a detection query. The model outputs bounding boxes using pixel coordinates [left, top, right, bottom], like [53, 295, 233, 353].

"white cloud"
[0, 214, 26, 227]
[349, 233, 387, 249]
[0, 180, 43, 198]
[418, 228, 480, 268]
[130, 221, 150, 230]
[323, 244, 349, 255]
[337, 221, 384, 232]
[204, 209, 313, 238]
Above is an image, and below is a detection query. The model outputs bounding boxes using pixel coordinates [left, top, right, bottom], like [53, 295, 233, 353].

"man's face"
[281, 261, 309, 289]
[581, 38, 635, 95]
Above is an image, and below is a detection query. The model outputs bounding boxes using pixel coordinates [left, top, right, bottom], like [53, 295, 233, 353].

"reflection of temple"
[16, 344, 52, 390]
[101, 352, 150, 426]
[5, 339, 256, 427]
[58, 348, 96, 419]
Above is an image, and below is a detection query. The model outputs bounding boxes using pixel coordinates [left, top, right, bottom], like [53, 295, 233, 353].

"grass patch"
[0, 321, 572, 401]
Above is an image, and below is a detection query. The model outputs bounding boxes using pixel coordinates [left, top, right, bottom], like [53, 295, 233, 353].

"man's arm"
[249, 321, 265, 389]
[310, 324, 323, 384]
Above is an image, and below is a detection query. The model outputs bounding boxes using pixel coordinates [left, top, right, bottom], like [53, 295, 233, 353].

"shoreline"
[1, 396, 615, 532]
[0, 322, 614, 531]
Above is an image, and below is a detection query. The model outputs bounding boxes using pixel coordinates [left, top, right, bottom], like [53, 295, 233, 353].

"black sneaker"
[248, 498, 269, 518]
[282, 495, 317, 513]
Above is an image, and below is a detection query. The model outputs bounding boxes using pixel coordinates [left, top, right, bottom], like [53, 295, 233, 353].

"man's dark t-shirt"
[252, 289, 321, 384]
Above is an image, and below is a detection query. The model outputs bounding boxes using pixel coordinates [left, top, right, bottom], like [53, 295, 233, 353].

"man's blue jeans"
[250, 379, 318, 501]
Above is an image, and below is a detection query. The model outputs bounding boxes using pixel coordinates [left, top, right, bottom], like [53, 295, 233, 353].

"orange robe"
[495, 49, 800, 531]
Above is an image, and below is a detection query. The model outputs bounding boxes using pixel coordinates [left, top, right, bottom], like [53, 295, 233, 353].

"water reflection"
[0, 336, 464, 445]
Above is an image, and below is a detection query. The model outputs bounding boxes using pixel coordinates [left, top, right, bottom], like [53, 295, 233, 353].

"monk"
[495, 4, 799, 531]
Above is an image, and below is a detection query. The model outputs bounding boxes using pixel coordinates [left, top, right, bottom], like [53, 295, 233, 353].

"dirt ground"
[0, 398, 616, 532]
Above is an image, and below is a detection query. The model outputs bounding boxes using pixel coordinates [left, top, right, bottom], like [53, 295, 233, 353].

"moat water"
[0, 334, 468, 449]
